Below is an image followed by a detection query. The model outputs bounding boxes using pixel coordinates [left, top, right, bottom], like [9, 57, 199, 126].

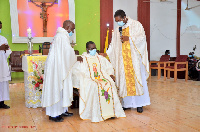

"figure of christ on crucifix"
[30, 0, 57, 37]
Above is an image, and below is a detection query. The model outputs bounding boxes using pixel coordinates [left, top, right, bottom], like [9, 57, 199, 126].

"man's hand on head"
[0, 44, 9, 53]
[77, 56, 83, 63]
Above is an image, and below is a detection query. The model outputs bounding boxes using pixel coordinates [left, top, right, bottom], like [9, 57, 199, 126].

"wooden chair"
[39, 42, 51, 55]
[164, 55, 188, 82]
[9, 51, 25, 80]
[149, 55, 170, 79]
[9, 51, 25, 72]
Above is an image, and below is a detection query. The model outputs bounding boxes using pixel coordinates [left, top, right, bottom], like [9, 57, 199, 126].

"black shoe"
[111, 117, 115, 119]
[137, 107, 143, 113]
[0, 104, 10, 109]
[49, 116, 64, 122]
[61, 112, 73, 117]
[122, 107, 131, 111]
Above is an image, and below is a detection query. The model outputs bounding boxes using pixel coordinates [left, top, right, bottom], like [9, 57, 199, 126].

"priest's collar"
[56, 27, 69, 37]
[82, 52, 98, 57]
[122, 16, 131, 29]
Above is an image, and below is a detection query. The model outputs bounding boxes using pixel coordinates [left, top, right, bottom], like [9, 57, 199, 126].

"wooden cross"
[30, 0, 57, 37]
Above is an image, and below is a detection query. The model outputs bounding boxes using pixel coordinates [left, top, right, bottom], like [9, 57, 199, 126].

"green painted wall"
[0, 0, 100, 78]
[0, 0, 42, 51]
[74, 0, 100, 54]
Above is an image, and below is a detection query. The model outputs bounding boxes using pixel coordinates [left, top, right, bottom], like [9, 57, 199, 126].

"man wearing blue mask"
[72, 41, 126, 122]
[101, 10, 150, 113]
[42, 20, 83, 122]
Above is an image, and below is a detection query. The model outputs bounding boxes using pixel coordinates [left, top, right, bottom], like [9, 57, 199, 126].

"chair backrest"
[159, 55, 170, 62]
[43, 49, 49, 55]
[175, 55, 188, 68]
[42, 42, 51, 55]
[9, 51, 24, 68]
[42, 42, 51, 49]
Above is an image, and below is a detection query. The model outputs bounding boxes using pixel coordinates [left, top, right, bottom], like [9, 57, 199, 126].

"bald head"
[63, 20, 75, 33]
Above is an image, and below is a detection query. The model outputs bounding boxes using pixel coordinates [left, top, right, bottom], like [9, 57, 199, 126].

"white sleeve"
[100, 56, 114, 75]
[72, 61, 81, 89]
[106, 44, 113, 57]
[5, 49, 12, 58]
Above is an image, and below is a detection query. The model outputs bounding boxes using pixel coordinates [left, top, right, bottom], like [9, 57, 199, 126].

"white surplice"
[0, 35, 12, 102]
[107, 17, 150, 108]
[42, 27, 77, 117]
[72, 53, 126, 122]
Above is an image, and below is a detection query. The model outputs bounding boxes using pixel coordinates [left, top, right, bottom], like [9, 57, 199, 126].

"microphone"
[119, 27, 123, 43]
[119, 27, 122, 37]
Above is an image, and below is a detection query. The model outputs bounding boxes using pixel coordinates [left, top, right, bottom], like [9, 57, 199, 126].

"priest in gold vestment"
[104, 10, 150, 113]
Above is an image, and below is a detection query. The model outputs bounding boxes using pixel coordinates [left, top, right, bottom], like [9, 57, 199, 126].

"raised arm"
[30, 0, 42, 8]
[47, 0, 57, 7]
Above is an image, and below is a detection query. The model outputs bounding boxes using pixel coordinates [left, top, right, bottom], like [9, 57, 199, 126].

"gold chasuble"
[85, 56, 115, 120]
[122, 27, 136, 96]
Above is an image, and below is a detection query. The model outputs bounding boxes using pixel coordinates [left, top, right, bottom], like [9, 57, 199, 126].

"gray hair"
[63, 20, 74, 28]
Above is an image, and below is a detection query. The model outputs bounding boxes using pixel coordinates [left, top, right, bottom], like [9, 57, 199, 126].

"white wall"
[180, 0, 200, 57]
[113, 0, 138, 29]
[150, 1, 177, 60]
[113, 0, 200, 61]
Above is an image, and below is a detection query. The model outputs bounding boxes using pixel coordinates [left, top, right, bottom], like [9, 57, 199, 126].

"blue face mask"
[68, 31, 73, 36]
[117, 21, 125, 27]
[89, 49, 97, 56]
[189, 55, 192, 57]
[168, 54, 170, 55]
[0, 29, 1, 33]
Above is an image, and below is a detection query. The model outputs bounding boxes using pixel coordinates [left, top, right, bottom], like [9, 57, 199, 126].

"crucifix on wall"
[30, 0, 57, 37]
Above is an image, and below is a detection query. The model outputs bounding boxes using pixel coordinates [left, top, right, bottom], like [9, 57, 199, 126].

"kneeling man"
[72, 41, 126, 122]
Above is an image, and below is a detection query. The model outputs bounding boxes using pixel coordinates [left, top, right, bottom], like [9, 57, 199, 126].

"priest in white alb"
[42, 20, 83, 122]
[101, 10, 150, 113]
[0, 21, 12, 109]
[72, 41, 126, 122]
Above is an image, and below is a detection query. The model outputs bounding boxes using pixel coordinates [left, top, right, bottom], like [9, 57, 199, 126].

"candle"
[28, 33, 32, 38]
[27, 27, 31, 34]
[27, 27, 32, 38]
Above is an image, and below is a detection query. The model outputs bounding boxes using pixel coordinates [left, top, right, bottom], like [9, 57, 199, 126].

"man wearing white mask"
[72, 41, 126, 122]
[0, 21, 12, 109]
[101, 10, 150, 113]
[42, 20, 83, 122]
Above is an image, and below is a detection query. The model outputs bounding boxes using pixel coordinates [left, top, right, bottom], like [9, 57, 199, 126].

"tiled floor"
[0, 76, 200, 132]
